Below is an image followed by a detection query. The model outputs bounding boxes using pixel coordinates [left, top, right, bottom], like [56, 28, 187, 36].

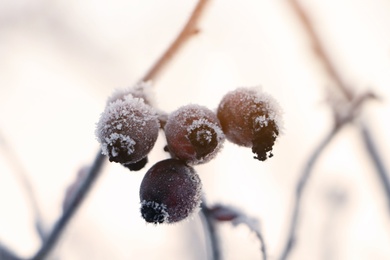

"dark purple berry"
[140, 159, 202, 224]
[217, 87, 283, 161]
[164, 104, 225, 165]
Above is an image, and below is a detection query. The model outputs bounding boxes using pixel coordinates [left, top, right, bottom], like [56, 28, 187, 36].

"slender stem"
[280, 126, 340, 260]
[0, 243, 22, 260]
[288, 0, 353, 101]
[232, 215, 267, 260]
[359, 123, 390, 211]
[200, 202, 220, 260]
[0, 131, 46, 241]
[140, 0, 209, 83]
[30, 152, 106, 260]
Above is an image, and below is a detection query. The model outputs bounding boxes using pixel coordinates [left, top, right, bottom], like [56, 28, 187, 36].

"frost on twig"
[209, 204, 267, 260]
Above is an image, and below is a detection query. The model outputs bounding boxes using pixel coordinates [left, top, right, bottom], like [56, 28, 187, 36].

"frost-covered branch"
[208, 204, 267, 260]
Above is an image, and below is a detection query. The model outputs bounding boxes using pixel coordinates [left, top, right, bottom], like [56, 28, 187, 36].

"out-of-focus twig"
[140, 0, 210, 83]
[282, 0, 388, 259]
[200, 201, 221, 260]
[0, 131, 46, 241]
[30, 152, 106, 260]
[280, 126, 340, 260]
[0, 242, 22, 260]
[359, 123, 390, 210]
[289, 0, 353, 101]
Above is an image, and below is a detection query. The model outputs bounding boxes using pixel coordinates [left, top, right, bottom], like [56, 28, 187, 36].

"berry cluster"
[95, 83, 283, 224]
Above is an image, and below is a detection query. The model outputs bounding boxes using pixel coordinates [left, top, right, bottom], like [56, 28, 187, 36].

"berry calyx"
[217, 87, 283, 161]
[164, 104, 225, 165]
[139, 159, 202, 224]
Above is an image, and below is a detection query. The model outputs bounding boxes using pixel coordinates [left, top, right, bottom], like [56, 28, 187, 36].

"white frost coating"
[106, 81, 155, 106]
[102, 133, 135, 156]
[95, 94, 159, 158]
[238, 86, 284, 134]
[187, 118, 224, 144]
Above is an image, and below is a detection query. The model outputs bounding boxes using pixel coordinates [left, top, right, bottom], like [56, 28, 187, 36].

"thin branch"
[231, 212, 267, 260]
[359, 123, 390, 211]
[208, 204, 267, 260]
[30, 152, 106, 260]
[0, 131, 46, 241]
[279, 126, 340, 260]
[140, 0, 210, 83]
[289, 0, 353, 101]
[200, 201, 221, 260]
[0, 242, 22, 260]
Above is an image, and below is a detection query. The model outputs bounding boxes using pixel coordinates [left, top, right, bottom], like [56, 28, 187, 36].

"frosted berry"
[95, 95, 159, 165]
[217, 87, 283, 161]
[164, 104, 225, 165]
[140, 159, 202, 224]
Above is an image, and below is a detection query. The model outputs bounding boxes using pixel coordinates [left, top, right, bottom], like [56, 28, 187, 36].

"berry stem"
[31, 152, 106, 260]
[140, 0, 210, 83]
[200, 201, 221, 260]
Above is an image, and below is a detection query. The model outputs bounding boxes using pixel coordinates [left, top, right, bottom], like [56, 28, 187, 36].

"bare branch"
[200, 201, 221, 260]
[208, 204, 267, 260]
[288, 0, 353, 101]
[140, 0, 210, 83]
[0, 131, 46, 241]
[30, 152, 106, 260]
[359, 123, 390, 211]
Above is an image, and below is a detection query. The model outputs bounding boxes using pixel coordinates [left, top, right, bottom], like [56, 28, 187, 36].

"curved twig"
[30, 152, 106, 260]
[0, 131, 46, 241]
[279, 126, 340, 260]
[200, 201, 221, 260]
[140, 0, 209, 83]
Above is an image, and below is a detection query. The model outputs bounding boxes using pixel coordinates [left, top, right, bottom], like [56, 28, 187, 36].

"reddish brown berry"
[217, 87, 283, 161]
[140, 159, 202, 224]
[164, 104, 225, 165]
[95, 95, 159, 165]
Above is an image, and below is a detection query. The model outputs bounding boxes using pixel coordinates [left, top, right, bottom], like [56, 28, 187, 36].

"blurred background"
[1, 0, 390, 259]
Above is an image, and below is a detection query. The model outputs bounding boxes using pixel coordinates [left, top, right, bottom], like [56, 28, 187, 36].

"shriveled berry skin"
[217, 87, 283, 161]
[140, 159, 202, 224]
[95, 95, 159, 165]
[164, 104, 225, 165]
